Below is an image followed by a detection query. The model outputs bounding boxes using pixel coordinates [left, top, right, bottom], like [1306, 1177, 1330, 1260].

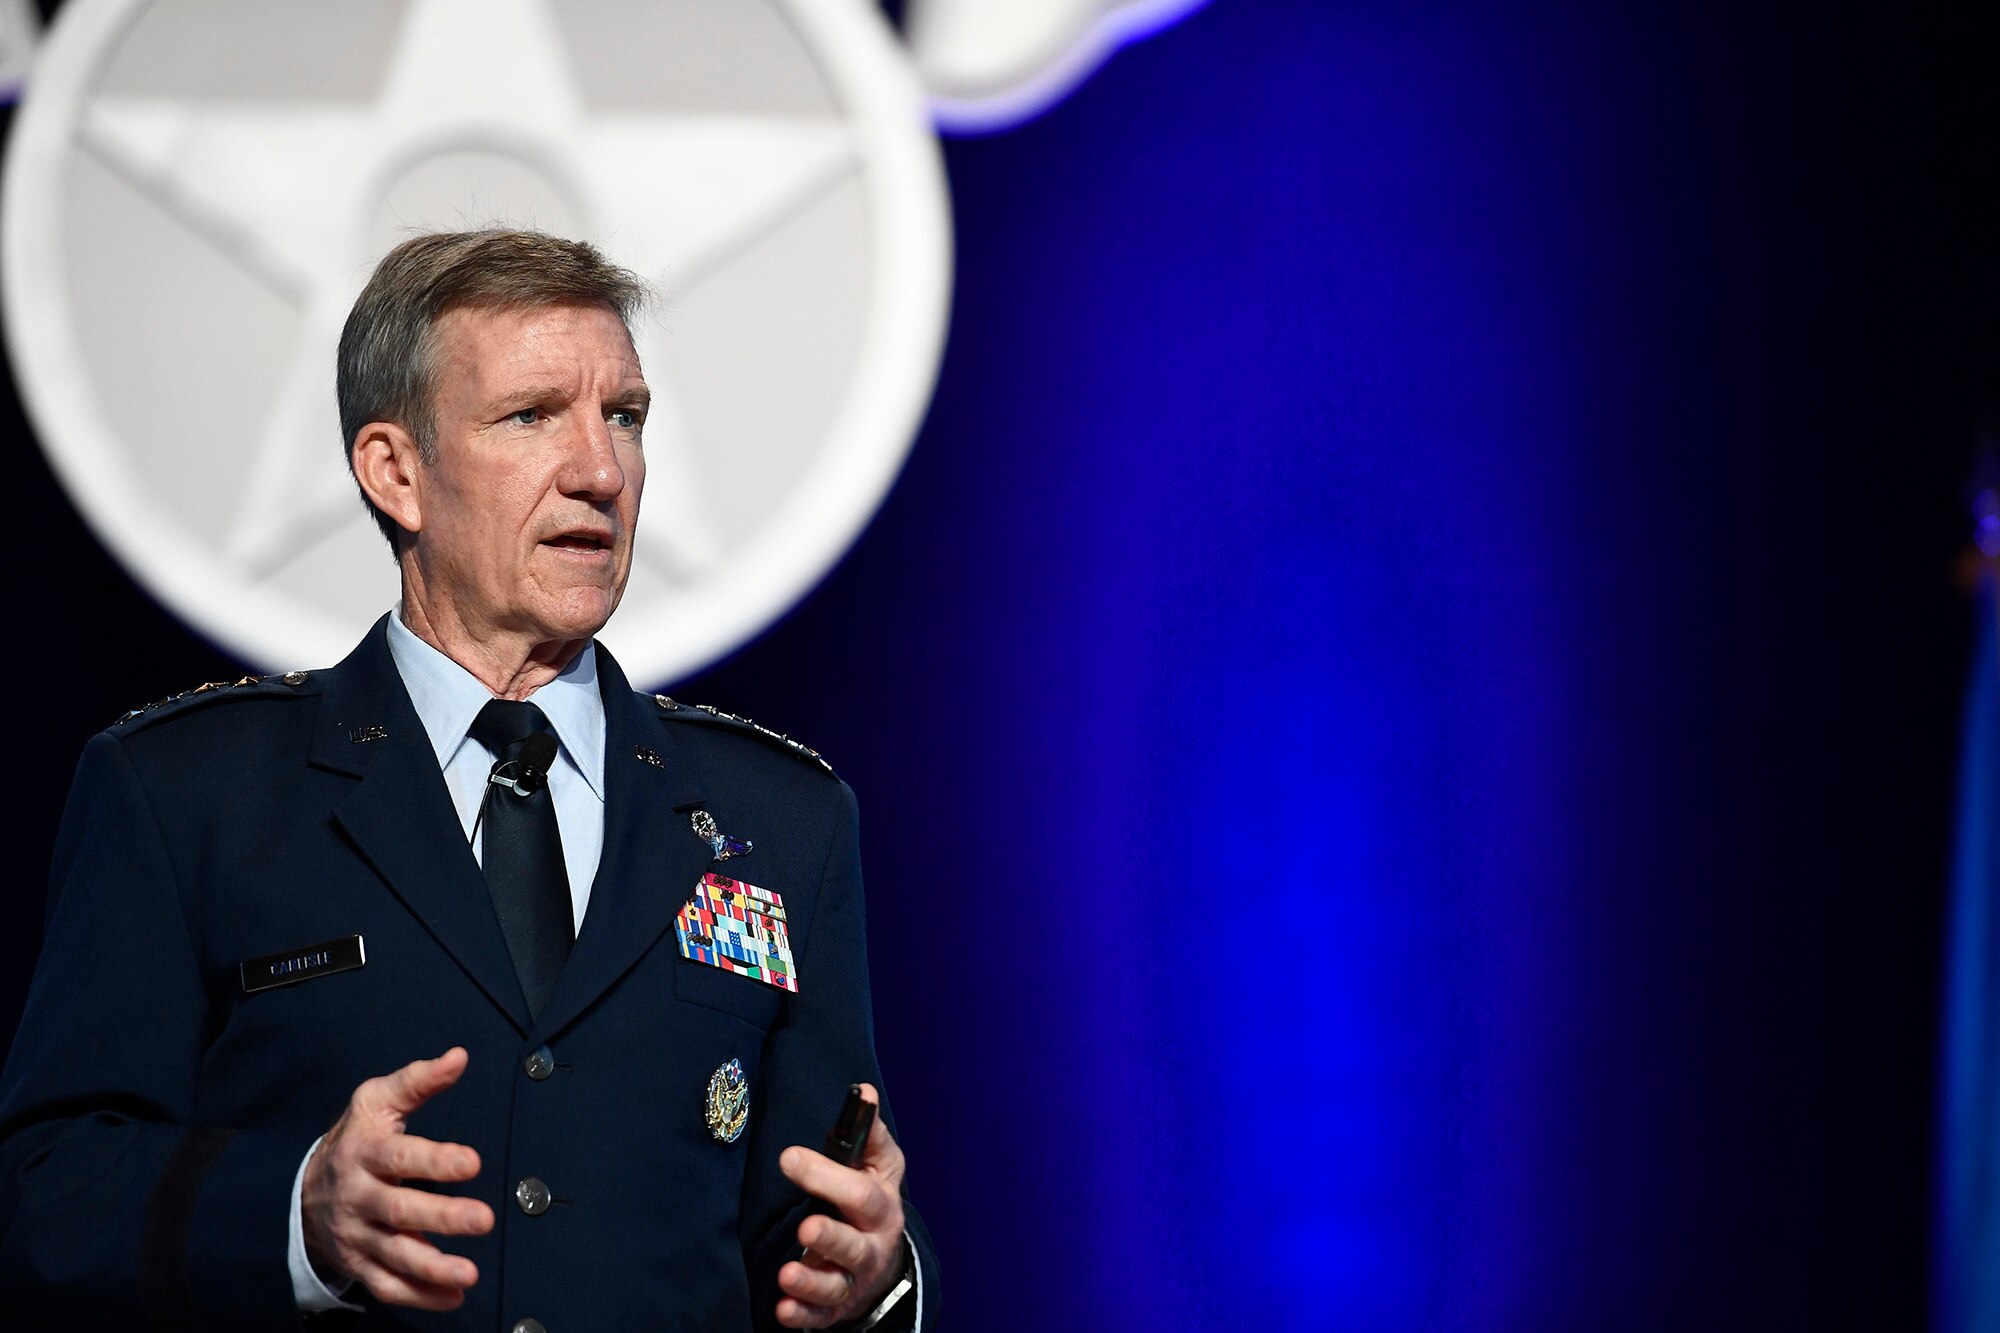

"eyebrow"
[492, 385, 572, 413]
[490, 384, 652, 413]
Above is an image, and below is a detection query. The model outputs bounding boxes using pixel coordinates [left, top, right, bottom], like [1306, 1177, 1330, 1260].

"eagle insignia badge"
[706, 1058, 750, 1145]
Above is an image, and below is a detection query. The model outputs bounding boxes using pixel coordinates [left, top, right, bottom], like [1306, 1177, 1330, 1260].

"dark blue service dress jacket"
[0, 620, 938, 1331]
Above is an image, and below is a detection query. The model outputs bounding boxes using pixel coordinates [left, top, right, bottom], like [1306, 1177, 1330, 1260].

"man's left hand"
[775, 1083, 909, 1329]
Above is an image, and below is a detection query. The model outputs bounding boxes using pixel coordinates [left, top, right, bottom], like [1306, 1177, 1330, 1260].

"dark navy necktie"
[471, 699, 573, 1019]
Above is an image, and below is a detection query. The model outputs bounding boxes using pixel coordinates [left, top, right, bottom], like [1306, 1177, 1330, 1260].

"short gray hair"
[337, 229, 649, 551]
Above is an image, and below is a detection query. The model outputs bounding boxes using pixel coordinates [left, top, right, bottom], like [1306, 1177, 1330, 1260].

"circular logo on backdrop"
[4, 0, 951, 684]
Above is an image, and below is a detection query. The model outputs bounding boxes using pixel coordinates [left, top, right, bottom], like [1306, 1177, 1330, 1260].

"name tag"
[240, 935, 366, 994]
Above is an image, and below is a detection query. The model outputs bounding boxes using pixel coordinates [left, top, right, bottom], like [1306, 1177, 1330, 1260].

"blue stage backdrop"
[1, 2, 1995, 1329]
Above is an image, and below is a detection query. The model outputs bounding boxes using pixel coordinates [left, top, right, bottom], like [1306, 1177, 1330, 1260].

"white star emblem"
[9, 0, 949, 682]
[80, 0, 853, 582]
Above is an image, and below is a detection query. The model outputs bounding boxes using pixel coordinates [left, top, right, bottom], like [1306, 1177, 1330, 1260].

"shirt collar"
[383, 611, 607, 802]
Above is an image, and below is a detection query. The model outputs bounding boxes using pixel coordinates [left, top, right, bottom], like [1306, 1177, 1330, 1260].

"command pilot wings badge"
[676, 873, 798, 993]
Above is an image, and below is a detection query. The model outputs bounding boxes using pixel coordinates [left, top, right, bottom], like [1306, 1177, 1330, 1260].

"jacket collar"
[311, 616, 535, 1029]
[308, 615, 714, 1038]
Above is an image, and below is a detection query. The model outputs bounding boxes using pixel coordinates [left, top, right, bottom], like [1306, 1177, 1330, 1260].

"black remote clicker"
[782, 1085, 877, 1268]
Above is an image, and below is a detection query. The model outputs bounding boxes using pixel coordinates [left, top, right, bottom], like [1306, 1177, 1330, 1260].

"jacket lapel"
[534, 649, 709, 1041]
[311, 619, 533, 1033]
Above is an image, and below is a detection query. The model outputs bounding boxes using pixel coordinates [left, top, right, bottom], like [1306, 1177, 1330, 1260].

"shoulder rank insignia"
[652, 693, 835, 776]
[112, 671, 308, 728]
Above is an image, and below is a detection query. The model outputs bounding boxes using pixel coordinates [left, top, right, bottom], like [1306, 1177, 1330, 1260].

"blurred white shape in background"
[0, 0, 38, 106]
[903, 0, 1208, 132]
[6, 0, 950, 683]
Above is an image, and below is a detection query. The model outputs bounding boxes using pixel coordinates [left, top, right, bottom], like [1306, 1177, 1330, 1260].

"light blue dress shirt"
[383, 612, 608, 926]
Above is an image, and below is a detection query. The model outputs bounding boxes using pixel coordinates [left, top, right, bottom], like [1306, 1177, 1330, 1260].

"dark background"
[5, 1, 1998, 1328]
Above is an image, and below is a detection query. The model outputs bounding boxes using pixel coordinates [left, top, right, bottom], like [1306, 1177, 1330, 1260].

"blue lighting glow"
[832, 4, 1663, 1325]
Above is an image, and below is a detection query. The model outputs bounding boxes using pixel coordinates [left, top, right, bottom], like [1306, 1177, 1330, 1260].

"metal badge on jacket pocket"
[706, 1058, 749, 1144]
[676, 874, 798, 993]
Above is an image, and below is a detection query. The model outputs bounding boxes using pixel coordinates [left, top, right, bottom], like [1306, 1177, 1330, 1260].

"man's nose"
[559, 411, 626, 501]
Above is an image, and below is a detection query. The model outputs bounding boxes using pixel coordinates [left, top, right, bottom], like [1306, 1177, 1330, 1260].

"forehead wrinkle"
[434, 305, 644, 415]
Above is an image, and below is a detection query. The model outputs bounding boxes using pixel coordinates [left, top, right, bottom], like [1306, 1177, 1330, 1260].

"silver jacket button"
[514, 1177, 551, 1216]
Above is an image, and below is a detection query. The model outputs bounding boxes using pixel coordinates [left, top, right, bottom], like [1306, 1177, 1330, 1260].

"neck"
[399, 574, 586, 701]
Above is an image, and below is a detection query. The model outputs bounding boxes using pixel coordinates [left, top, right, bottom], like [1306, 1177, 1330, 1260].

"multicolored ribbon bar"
[676, 872, 799, 993]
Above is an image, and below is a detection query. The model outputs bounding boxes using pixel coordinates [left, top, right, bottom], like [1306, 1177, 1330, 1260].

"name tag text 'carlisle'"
[240, 935, 366, 994]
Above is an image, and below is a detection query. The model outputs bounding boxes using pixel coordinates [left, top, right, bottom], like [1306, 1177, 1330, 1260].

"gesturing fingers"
[774, 1089, 919, 1330]
[779, 1146, 901, 1233]
[343, 1181, 492, 1308]
[302, 1048, 490, 1307]
[796, 1213, 874, 1276]
[362, 1047, 472, 1123]
[779, 1254, 854, 1310]
[775, 1295, 840, 1330]
[349, 1231, 479, 1313]
[354, 1266, 472, 1313]
[366, 1181, 495, 1238]
[364, 1130, 481, 1186]
[376, 1227, 481, 1291]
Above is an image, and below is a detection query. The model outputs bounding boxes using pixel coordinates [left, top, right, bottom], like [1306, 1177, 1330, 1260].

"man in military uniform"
[0, 230, 936, 1331]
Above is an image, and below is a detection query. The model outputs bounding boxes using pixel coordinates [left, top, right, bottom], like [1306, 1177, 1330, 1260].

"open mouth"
[545, 531, 610, 552]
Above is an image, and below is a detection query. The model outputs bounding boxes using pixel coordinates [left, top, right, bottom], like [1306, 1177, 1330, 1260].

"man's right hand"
[302, 1046, 495, 1310]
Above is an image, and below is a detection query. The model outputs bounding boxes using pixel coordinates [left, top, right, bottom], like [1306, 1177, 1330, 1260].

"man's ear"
[351, 422, 425, 537]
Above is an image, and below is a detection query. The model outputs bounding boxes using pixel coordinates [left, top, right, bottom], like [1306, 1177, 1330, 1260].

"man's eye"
[610, 409, 641, 430]
[510, 408, 539, 426]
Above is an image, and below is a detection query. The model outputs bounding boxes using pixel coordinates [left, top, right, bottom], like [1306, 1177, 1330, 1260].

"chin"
[531, 587, 622, 644]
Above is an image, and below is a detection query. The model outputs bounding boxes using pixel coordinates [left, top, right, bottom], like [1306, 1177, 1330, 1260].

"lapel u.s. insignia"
[706, 1058, 749, 1144]
[676, 873, 800, 993]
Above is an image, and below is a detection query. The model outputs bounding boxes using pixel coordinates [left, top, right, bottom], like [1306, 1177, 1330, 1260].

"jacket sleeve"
[738, 778, 941, 1332]
[0, 731, 311, 1330]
